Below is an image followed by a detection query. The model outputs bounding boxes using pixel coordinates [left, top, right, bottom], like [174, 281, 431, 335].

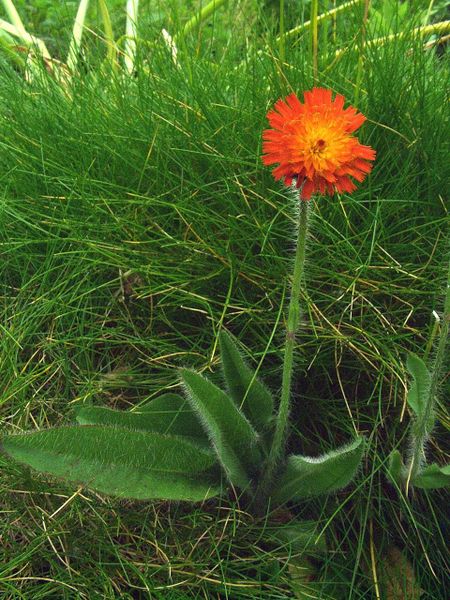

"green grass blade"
[181, 368, 261, 489]
[1, 426, 221, 501]
[1, 0, 27, 36]
[124, 0, 139, 74]
[66, 0, 91, 73]
[0, 27, 26, 67]
[97, 0, 118, 70]
[76, 393, 208, 443]
[0, 16, 51, 59]
[219, 331, 274, 433]
[275, 0, 363, 45]
[273, 438, 365, 505]
[174, 0, 227, 43]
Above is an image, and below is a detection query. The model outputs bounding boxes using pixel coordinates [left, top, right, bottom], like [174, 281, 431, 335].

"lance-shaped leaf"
[272, 437, 365, 505]
[180, 368, 261, 489]
[1, 426, 221, 501]
[219, 331, 274, 432]
[406, 353, 431, 418]
[412, 463, 450, 490]
[76, 393, 207, 443]
[387, 450, 406, 487]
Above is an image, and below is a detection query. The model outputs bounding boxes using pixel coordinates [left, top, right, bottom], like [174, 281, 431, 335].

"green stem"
[67, 0, 91, 73]
[275, 0, 362, 45]
[354, 0, 370, 105]
[409, 258, 450, 481]
[98, 0, 118, 71]
[279, 0, 285, 63]
[311, 0, 319, 83]
[1, 0, 27, 36]
[259, 198, 310, 504]
[174, 0, 227, 43]
[124, 0, 139, 75]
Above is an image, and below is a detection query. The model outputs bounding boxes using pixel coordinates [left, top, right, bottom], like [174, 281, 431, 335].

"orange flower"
[262, 88, 376, 200]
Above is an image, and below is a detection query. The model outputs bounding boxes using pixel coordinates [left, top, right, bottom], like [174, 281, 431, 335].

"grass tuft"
[0, 2, 449, 597]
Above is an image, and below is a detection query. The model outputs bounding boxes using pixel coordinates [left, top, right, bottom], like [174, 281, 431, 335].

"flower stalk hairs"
[1, 88, 375, 517]
[257, 88, 376, 503]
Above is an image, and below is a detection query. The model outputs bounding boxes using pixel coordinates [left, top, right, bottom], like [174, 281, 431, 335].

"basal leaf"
[181, 368, 261, 489]
[412, 463, 450, 489]
[387, 450, 406, 487]
[273, 437, 365, 505]
[76, 393, 207, 443]
[1, 426, 221, 501]
[406, 353, 431, 418]
[219, 331, 274, 432]
[267, 520, 327, 554]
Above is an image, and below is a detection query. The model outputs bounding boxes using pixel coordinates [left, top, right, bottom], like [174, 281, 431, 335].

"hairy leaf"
[387, 450, 406, 487]
[273, 437, 365, 505]
[181, 368, 261, 489]
[412, 463, 450, 489]
[219, 331, 274, 432]
[406, 353, 431, 419]
[1, 426, 221, 501]
[267, 520, 327, 554]
[76, 393, 207, 442]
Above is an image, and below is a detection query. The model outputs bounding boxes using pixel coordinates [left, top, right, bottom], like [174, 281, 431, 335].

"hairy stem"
[408, 258, 450, 482]
[257, 198, 310, 507]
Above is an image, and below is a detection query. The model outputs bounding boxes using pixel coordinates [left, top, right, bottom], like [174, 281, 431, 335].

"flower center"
[311, 138, 326, 155]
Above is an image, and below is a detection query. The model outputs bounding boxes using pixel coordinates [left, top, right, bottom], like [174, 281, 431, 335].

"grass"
[0, 1, 449, 597]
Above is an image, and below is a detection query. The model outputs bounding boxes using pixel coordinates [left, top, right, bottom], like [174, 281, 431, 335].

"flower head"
[262, 88, 376, 200]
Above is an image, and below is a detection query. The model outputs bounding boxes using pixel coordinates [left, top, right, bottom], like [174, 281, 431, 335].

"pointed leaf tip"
[406, 353, 431, 418]
[412, 463, 450, 489]
[76, 393, 207, 443]
[2, 426, 221, 501]
[273, 437, 365, 505]
[386, 450, 406, 487]
[180, 368, 261, 489]
[219, 331, 274, 432]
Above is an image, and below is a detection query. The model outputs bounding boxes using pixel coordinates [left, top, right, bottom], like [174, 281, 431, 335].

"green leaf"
[287, 557, 321, 600]
[272, 437, 365, 505]
[412, 463, 450, 489]
[219, 331, 274, 432]
[387, 450, 406, 487]
[267, 520, 327, 554]
[76, 393, 207, 443]
[1, 426, 221, 501]
[406, 353, 431, 418]
[180, 368, 261, 489]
